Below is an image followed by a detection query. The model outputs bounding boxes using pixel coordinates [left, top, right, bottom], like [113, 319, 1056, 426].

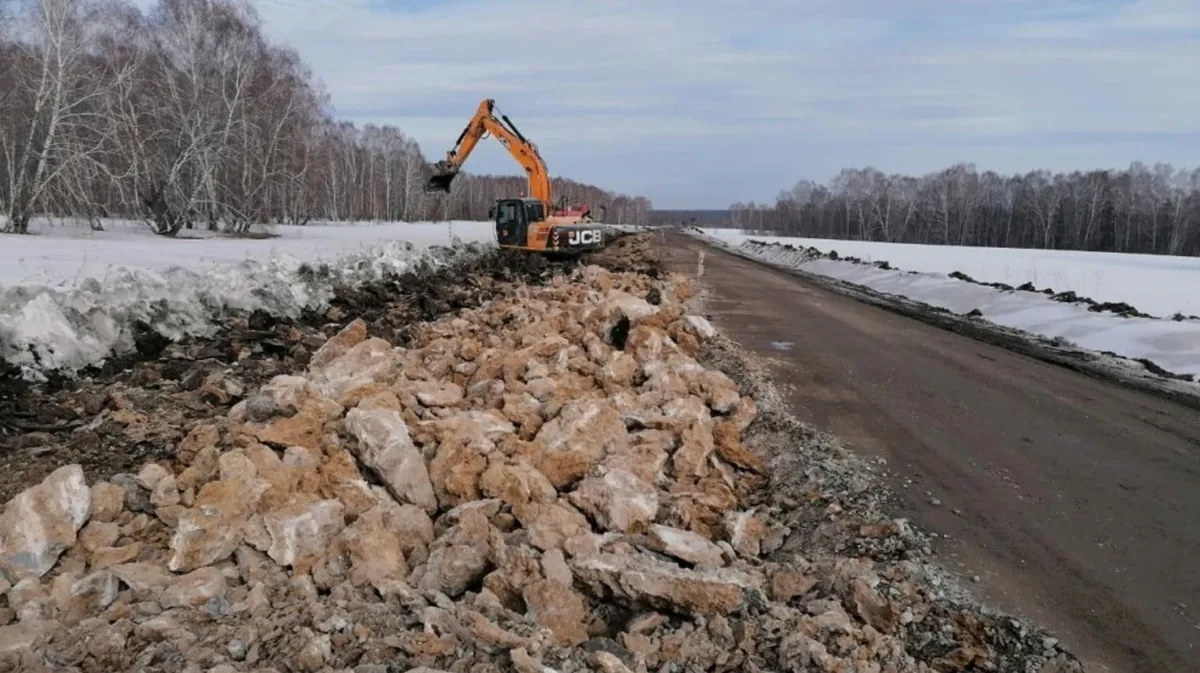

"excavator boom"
[425, 98, 608, 254]
[425, 99, 553, 205]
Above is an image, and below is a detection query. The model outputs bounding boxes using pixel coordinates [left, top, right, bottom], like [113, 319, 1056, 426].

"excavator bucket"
[424, 161, 459, 193]
[425, 172, 455, 193]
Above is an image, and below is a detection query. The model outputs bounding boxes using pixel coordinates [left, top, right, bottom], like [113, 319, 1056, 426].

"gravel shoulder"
[661, 232, 1200, 673]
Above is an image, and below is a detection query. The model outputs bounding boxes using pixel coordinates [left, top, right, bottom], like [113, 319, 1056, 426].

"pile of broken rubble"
[0, 253, 1084, 673]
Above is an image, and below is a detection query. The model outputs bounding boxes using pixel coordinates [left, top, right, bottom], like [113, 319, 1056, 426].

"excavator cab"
[493, 196, 605, 253]
[494, 198, 534, 247]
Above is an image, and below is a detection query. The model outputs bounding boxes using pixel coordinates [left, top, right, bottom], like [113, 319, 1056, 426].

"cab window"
[497, 202, 524, 226]
[525, 201, 544, 222]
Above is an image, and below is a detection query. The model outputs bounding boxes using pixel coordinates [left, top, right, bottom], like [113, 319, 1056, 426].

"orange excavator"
[425, 99, 609, 253]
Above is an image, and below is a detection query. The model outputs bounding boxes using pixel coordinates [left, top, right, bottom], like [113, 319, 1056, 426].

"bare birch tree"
[0, 0, 652, 235]
[734, 162, 1200, 257]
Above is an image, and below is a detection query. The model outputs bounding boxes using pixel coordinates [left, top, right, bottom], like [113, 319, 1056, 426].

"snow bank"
[0, 219, 496, 377]
[704, 228, 1200, 318]
[692, 231, 1200, 381]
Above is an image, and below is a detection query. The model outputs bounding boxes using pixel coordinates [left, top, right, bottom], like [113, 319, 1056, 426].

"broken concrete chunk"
[514, 501, 591, 552]
[419, 509, 493, 597]
[642, 524, 725, 568]
[458, 608, 529, 648]
[311, 337, 400, 405]
[541, 548, 572, 586]
[480, 460, 557, 508]
[90, 543, 141, 569]
[672, 421, 716, 481]
[78, 521, 119, 553]
[55, 570, 119, 624]
[849, 578, 900, 633]
[344, 407, 438, 513]
[723, 511, 770, 558]
[263, 499, 345, 571]
[251, 403, 328, 450]
[318, 449, 377, 519]
[218, 449, 259, 482]
[712, 422, 765, 474]
[135, 463, 171, 491]
[522, 579, 588, 646]
[683, 315, 717, 340]
[341, 506, 408, 587]
[769, 569, 817, 603]
[149, 473, 181, 508]
[0, 464, 91, 581]
[111, 563, 173, 596]
[533, 399, 628, 488]
[413, 380, 465, 407]
[168, 477, 269, 572]
[308, 318, 368, 370]
[568, 469, 658, 533]
[161, 566, 226, 608]
[428, 430, 489, 506]
[0, 620, 57, 657]
[88, 483, 125, 523]
[571, 552, 765, 616]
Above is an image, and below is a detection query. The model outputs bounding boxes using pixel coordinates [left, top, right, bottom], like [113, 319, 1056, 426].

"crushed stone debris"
[0, 234, 1085, 672]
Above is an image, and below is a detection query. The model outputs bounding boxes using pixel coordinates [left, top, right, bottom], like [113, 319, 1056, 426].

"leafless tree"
[1, 0, 110, 233]
[0, 0, 652, 236]
[735, 162, 1200, 257]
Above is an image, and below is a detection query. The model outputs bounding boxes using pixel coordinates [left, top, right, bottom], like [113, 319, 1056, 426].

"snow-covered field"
[705, 228, 1200, 318]
[697, 228, 1200, 380]
[3, 218, 497, 289]
[0, 218, 497, 376]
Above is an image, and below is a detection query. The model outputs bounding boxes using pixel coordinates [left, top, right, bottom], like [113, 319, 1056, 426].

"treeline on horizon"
[726, 162, 1200, 257]
[0, 0, 652, 236]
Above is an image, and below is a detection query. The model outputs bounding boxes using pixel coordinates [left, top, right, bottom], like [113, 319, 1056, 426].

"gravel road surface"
[661, 232, 1200, 673]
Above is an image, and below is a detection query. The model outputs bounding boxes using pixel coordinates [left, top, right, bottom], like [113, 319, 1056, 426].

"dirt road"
[661, 233, 1200, 673]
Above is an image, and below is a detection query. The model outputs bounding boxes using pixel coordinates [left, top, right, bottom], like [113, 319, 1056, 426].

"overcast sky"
[239, 0, 1199, 209]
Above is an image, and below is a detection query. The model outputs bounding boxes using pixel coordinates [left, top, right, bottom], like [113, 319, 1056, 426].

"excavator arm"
[425, 99, 552, 205]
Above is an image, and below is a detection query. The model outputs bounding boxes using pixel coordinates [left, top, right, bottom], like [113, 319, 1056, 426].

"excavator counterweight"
[423, 98, 609, 254]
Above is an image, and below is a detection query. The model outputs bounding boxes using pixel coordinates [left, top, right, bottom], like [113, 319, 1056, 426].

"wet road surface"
[662, 233, 1200, 673]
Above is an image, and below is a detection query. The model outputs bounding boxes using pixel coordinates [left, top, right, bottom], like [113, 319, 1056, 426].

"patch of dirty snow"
[0, 221, 495, 376]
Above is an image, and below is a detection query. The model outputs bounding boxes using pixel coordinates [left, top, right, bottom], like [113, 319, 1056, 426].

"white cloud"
[224, 0, 1200, 207]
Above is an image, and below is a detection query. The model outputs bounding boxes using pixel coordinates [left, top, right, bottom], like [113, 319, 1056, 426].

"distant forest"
[0, 0, 652, 235]
[648, 210, 733, 227]
[727, 163, 1200, 257]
